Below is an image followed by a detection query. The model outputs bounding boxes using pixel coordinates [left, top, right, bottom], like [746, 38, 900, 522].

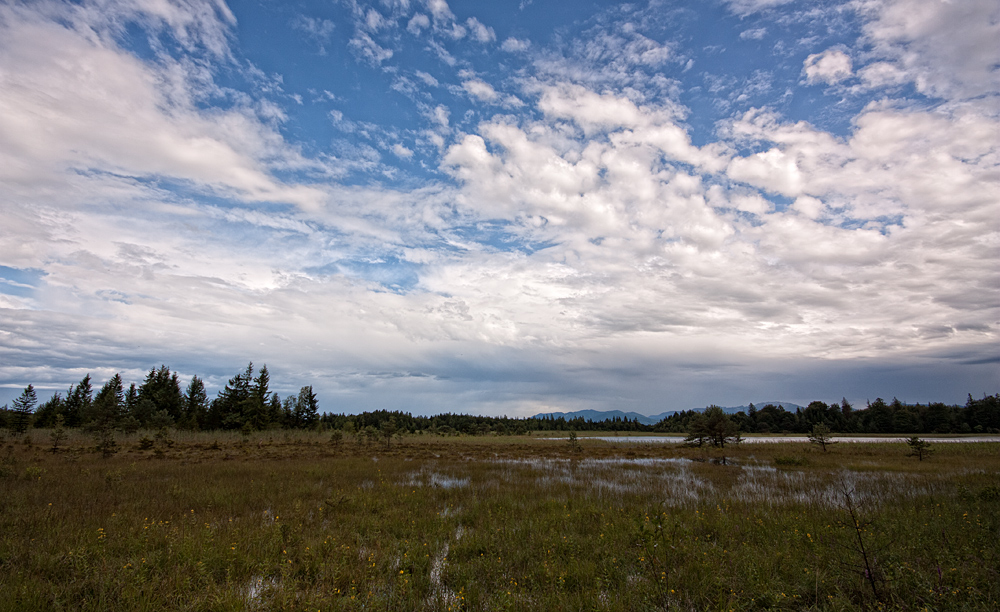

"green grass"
[1, 431, 998, 610]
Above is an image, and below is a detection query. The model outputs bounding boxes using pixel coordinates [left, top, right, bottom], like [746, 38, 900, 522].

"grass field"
[1, 430, 998, 611]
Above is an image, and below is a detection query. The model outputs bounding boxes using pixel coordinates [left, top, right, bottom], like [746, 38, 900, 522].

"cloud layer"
[0, 0, 996, 414]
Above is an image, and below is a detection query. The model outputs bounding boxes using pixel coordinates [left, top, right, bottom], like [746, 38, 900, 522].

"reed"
[1, 431, 998, 610]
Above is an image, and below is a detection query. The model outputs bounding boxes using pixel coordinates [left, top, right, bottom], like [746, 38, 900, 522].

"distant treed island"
[2, 363, 998, 437]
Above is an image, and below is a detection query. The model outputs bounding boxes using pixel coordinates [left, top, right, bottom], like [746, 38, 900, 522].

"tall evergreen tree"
[282, 392, 298, 428]
[32, 392, 64, 429]
[91, 374, 124, 431]
[124, 383, 139, 417]
[63, 374, 92, 428]
[10, 384, 38, 435]
[138, 366, 183, 423]
[207, 363, 254, 430]
[266, 393, 283, 428]
[293, 386, 319, 430]
[182, 376, 209, 430]
[245, 365, 271, 430]
[866, 398, 892, 433]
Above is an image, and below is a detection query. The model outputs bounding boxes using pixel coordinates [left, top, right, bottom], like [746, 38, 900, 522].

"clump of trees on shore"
[653, 396, 1000, 436]
[1, 365, 997, 436]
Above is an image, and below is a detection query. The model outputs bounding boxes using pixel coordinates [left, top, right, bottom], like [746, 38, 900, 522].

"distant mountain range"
[534, 402, 803, 426]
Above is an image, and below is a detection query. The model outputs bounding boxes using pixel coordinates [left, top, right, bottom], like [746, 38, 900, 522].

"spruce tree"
[10, 384, 37, 435]
[63, 374, 92, 428]
[91, 375, 124, 458]
[31, 392, 64, 429]
[267, 393, 283, 427]
[91, 374, 124, 431]
[283, 392, 298, 428]
[49, 414, 68, 452]
[138, 366, 183, 423]
[118, 384, 141, 433]
[182, 376, 208, 430]
[246, 365, 270, 430]
[907, 436, 933, 461]
[293, 386, 319, 430]
[124, 383, 139, 417]
[208, 363, 253, 430]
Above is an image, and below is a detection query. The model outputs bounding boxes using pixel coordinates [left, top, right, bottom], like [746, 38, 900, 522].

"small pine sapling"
[49, 415, 67, 453]
[808, 424, 837, 451]
[568, 430, 581, 452]
[906, 436, 933, 461]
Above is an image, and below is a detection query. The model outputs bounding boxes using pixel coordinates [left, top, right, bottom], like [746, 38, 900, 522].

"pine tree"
[808, 423, 836, 451]
[380, 416, 398, 448]
[182, 376, 208, 430]
[91, 374, 124, 432]
[208, 363, 253, 430]
[293, 386, 319, 430]
[281, 393, 297, 428]
[124, 383, 139, 416]
[10, 384, 38, 435]
[907, 436, 933, 461]
[91, 375, 124, 457]
[31, 392, 64, 429]
[118, 383, 141, 433]
[138, 366, 183, 423]
[246, 365, 270, 430]
[63, 375, 92, 428]
[267, 393, 283, 427]
[49, 414, 67, 452]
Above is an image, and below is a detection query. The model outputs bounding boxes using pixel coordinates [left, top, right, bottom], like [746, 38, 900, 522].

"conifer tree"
[208, 363, 254, 430]
[124, 383, 139, 416]
[808, 423, 836, 451]
[91, 374, 124, 432]
[118, 383, 141, 433]
[63, 374, 92, 428]
[31, 392, 64, 429]
[10, 384, 37, 435]
[182, 376, 208, 430]
[138, 366, 183, 423]
[49, 414, 67, 452]
[293, 386, 319, 429]
[264, 393, 282, 428]
[246, 365, 270, 430]
[281, 393, 297, 428]
[906, 436, 933, 461]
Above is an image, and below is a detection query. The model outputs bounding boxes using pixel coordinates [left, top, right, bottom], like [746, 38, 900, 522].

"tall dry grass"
[1, 430, 997, 610]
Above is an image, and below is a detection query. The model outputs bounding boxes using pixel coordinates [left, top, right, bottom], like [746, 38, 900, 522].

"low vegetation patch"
[1, 432, 998, 611]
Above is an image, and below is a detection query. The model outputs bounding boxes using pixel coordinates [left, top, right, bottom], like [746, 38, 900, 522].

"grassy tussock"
[1, 432, 998, 610]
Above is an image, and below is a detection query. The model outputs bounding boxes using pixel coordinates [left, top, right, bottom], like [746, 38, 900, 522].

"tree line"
[0, 363, 319, 435]
[1, 365, 997, 437]
[315, 396, 998, 438]
[652, 396, 1000, 436]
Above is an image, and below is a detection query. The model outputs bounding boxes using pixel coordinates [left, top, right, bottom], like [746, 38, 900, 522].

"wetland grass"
[1, 431, 998, 610]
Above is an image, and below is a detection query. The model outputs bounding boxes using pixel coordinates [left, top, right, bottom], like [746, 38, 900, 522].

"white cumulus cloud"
[803, 49, 853, 85]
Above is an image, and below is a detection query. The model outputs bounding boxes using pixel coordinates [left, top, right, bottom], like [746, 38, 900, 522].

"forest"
[1, 363, 998, 436]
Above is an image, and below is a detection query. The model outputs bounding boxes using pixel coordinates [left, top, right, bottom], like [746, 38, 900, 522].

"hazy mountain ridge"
[534, 402, 804, 426]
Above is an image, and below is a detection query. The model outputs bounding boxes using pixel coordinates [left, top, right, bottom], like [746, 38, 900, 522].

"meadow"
[1, 430, 998, 611]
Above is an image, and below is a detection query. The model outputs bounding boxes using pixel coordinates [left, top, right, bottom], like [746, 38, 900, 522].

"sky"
[0, 0, 997, 416]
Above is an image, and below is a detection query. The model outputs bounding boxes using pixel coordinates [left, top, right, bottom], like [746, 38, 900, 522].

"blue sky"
[0, 0, 997, 415]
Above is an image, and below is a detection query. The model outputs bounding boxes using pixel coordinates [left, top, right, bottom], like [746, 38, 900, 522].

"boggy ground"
[1, 430, 998, 611]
